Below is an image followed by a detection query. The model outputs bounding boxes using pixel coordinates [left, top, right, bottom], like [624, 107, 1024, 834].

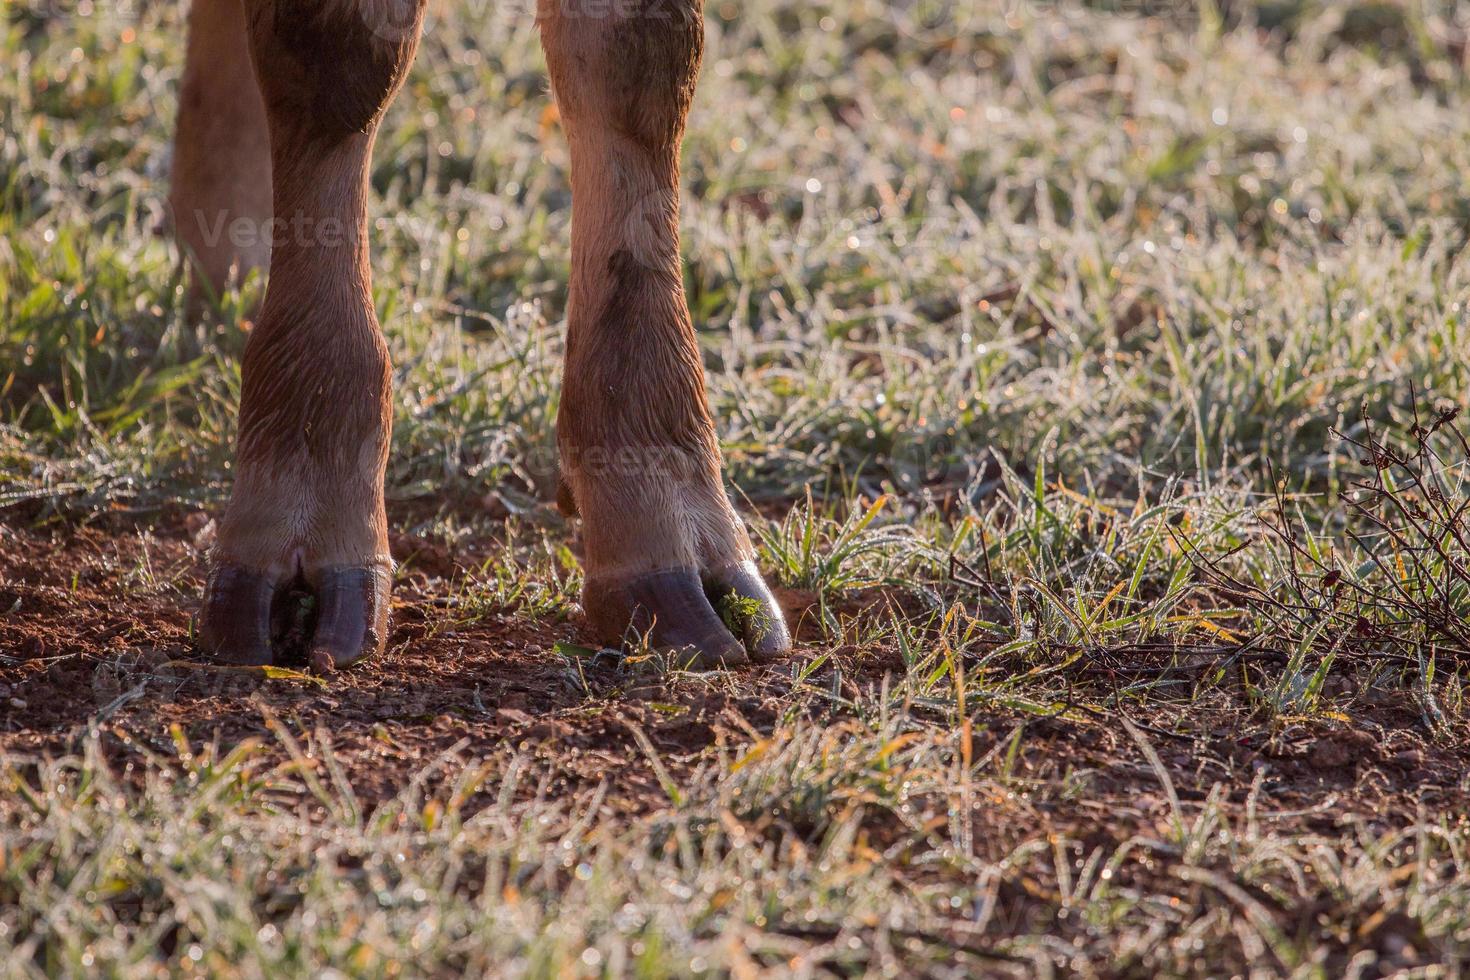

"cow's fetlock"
[201, 469, 392, 670]
[559, 437, 790, 667]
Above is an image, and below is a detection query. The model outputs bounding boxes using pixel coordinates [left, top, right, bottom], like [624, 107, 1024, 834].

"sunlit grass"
[5, 0, 1470, 973]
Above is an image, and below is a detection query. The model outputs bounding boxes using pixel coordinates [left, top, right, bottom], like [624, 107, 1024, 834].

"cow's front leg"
[539, 0, 790, 667]
[199, 0, 425, 670]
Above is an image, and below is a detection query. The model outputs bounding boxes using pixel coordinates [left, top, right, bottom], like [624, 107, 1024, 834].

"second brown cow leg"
[539, 0, 790, 666]
[198, 0, 425, 670]
[170, 0, 272, 299]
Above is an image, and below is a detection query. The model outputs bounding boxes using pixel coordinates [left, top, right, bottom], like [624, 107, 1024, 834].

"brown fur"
[214, 0, 423, 580]
[245, 0, 424, 142]
[605, 0, 704, 152]
[538, 0, 754, 581]
[181, 0, 788, 666]
[561, 248, 711, 456]
[170, 0, 271, 292]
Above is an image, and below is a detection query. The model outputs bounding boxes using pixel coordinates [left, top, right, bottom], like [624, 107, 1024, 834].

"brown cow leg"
[539, 0, 790, 667]
[198, 0, 425, 671]
[170, 0, 272, 300]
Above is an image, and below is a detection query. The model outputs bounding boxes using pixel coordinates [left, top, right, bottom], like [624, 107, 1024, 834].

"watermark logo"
[359, 0, 430, 44]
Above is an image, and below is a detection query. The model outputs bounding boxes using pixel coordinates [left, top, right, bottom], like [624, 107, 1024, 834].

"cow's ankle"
[200, 458, 392, 670]
[560, 444, 790, 665]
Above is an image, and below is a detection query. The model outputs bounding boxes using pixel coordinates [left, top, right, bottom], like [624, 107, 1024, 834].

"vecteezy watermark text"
[187, 210, 351, 252]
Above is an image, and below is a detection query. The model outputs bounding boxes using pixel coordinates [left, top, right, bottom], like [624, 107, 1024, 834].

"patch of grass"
[714, 590, 768, 642]
[5, 708, 1469, 975]
[439, 527, 583, 626]
[757, 491, 910, 595]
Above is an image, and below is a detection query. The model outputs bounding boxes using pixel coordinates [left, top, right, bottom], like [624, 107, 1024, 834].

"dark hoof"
[198, 561, 390, 672]
[307, 565, 392, 672]
[584, 562, 790, 669]
[705, 559, 792, 662]
[199, 562, 277, 666]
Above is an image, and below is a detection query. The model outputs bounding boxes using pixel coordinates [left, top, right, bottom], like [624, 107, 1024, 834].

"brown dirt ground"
[3, 510, 1469, 967]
